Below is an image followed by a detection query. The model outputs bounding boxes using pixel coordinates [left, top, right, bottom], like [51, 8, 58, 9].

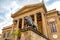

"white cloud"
[46, 1, 60, 11]
[39, 0, 49, 3]
[6, 1, 22, 13]
[9, 1, 21, 13]
[0, 12, 13, 33]
[0, 1, 22, 33]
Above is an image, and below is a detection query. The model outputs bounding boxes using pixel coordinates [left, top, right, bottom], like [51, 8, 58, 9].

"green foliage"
[12, 29, 21, 36]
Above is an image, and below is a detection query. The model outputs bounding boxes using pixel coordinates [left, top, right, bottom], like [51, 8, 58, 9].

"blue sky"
[0, 0, 60, 33]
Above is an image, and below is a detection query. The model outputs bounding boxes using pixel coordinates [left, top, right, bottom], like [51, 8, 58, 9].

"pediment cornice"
[11, 3, 47, 18]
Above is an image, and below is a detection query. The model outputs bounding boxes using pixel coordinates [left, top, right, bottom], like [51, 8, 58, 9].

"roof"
[46, 9, 58, 15]
[2, 24, 13, 30]
[11, 3, 47, 18]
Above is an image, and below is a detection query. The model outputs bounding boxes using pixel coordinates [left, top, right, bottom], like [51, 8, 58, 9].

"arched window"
[49, 22, 57, 32]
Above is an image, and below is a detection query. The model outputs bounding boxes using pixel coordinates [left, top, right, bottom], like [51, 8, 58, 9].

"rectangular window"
[7, 31, 10, 37]
[50, 22, 57, 32]
[3, 33, 5, 38]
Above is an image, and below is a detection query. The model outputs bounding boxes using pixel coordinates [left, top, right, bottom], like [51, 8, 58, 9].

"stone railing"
[30, 31, 48, 40]
[21, 27, 50, 40]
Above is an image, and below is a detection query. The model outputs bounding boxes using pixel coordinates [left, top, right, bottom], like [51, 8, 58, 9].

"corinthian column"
[21, 18, 25, 40]
[41, 13, 47, 36]
[22, 18, 24, 29]
[34, 14, 37, 27]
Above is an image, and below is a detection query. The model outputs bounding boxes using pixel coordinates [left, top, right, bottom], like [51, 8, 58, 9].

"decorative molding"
[53, 34, 58, 39]
[46, 9, 58, 15]
[11, 3, 47, 18]
[48, 18, 55, 22]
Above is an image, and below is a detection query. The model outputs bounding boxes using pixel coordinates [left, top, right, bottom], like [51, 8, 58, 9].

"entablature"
[11, 3, 47, 18]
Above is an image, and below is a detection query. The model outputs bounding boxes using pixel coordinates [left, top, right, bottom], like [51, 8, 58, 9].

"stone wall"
[30, 31, 47, 40]
[21, 30, 49, 40]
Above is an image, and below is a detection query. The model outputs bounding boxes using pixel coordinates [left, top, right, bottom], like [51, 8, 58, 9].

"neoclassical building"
[2, 3, 60, 40]
[0, 34, 2, 40]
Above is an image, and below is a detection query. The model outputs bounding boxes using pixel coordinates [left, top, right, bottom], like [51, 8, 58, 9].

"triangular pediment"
[11, 3, 47, 18]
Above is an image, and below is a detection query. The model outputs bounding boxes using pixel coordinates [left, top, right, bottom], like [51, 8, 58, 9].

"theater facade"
[2, 3, 60, 40]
